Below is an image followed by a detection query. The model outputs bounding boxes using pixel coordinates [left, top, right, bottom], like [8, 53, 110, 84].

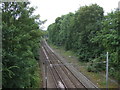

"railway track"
[41, 40, 98, 89]
[42, 45, 68, 88]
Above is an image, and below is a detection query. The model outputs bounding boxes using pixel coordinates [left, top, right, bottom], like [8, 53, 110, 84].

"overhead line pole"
[106, 52, 109, 89]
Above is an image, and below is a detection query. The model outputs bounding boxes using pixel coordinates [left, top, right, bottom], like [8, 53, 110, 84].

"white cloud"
[29, 0, 119, 30]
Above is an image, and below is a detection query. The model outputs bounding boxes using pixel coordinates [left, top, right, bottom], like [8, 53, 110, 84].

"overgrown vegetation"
[49, 43, 119, 88]
[48, 4, 120, 84]
[2, 2, 43, 88]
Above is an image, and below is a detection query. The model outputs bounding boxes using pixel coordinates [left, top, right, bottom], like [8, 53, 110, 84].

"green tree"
[91, 10, 120, 82]
[73, 4, 104, 61]
[2, 2, 43, 88]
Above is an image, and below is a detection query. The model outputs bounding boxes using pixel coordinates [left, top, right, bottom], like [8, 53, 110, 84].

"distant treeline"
[48, 4, 120, 83]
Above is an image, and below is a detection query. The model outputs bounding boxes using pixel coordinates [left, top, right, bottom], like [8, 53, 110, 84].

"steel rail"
[41, 44, 58, 88]
[52, 53, 86, 88]
[42, 45, 67, 89]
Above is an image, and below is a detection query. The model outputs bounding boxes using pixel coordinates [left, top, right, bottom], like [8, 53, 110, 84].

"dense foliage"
[2, 2, 43, 88]
[48, 4, 120, 83]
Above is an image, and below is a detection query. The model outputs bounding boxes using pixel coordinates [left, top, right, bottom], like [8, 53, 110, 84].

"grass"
[49, 43, 119, 88]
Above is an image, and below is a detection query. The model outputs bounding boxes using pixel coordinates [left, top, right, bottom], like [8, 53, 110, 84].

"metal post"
[118, 1, 120, 11]
[45, 60, 47, 89]
[106, 52, 109, 89]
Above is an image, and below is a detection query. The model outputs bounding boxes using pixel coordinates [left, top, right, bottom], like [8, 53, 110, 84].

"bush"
[87, 58, 105, 73]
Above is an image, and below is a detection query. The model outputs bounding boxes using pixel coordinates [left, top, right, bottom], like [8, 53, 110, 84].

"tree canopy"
[2, 2, 43, 88]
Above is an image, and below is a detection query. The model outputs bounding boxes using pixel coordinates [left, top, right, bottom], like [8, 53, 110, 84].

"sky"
[29, 0, 120, 30]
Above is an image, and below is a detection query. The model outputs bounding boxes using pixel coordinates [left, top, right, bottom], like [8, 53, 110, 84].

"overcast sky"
[29, 0, 119, 30]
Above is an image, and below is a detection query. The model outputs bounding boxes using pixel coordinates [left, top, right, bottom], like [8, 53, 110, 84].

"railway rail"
[40, 40, 98, 89]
